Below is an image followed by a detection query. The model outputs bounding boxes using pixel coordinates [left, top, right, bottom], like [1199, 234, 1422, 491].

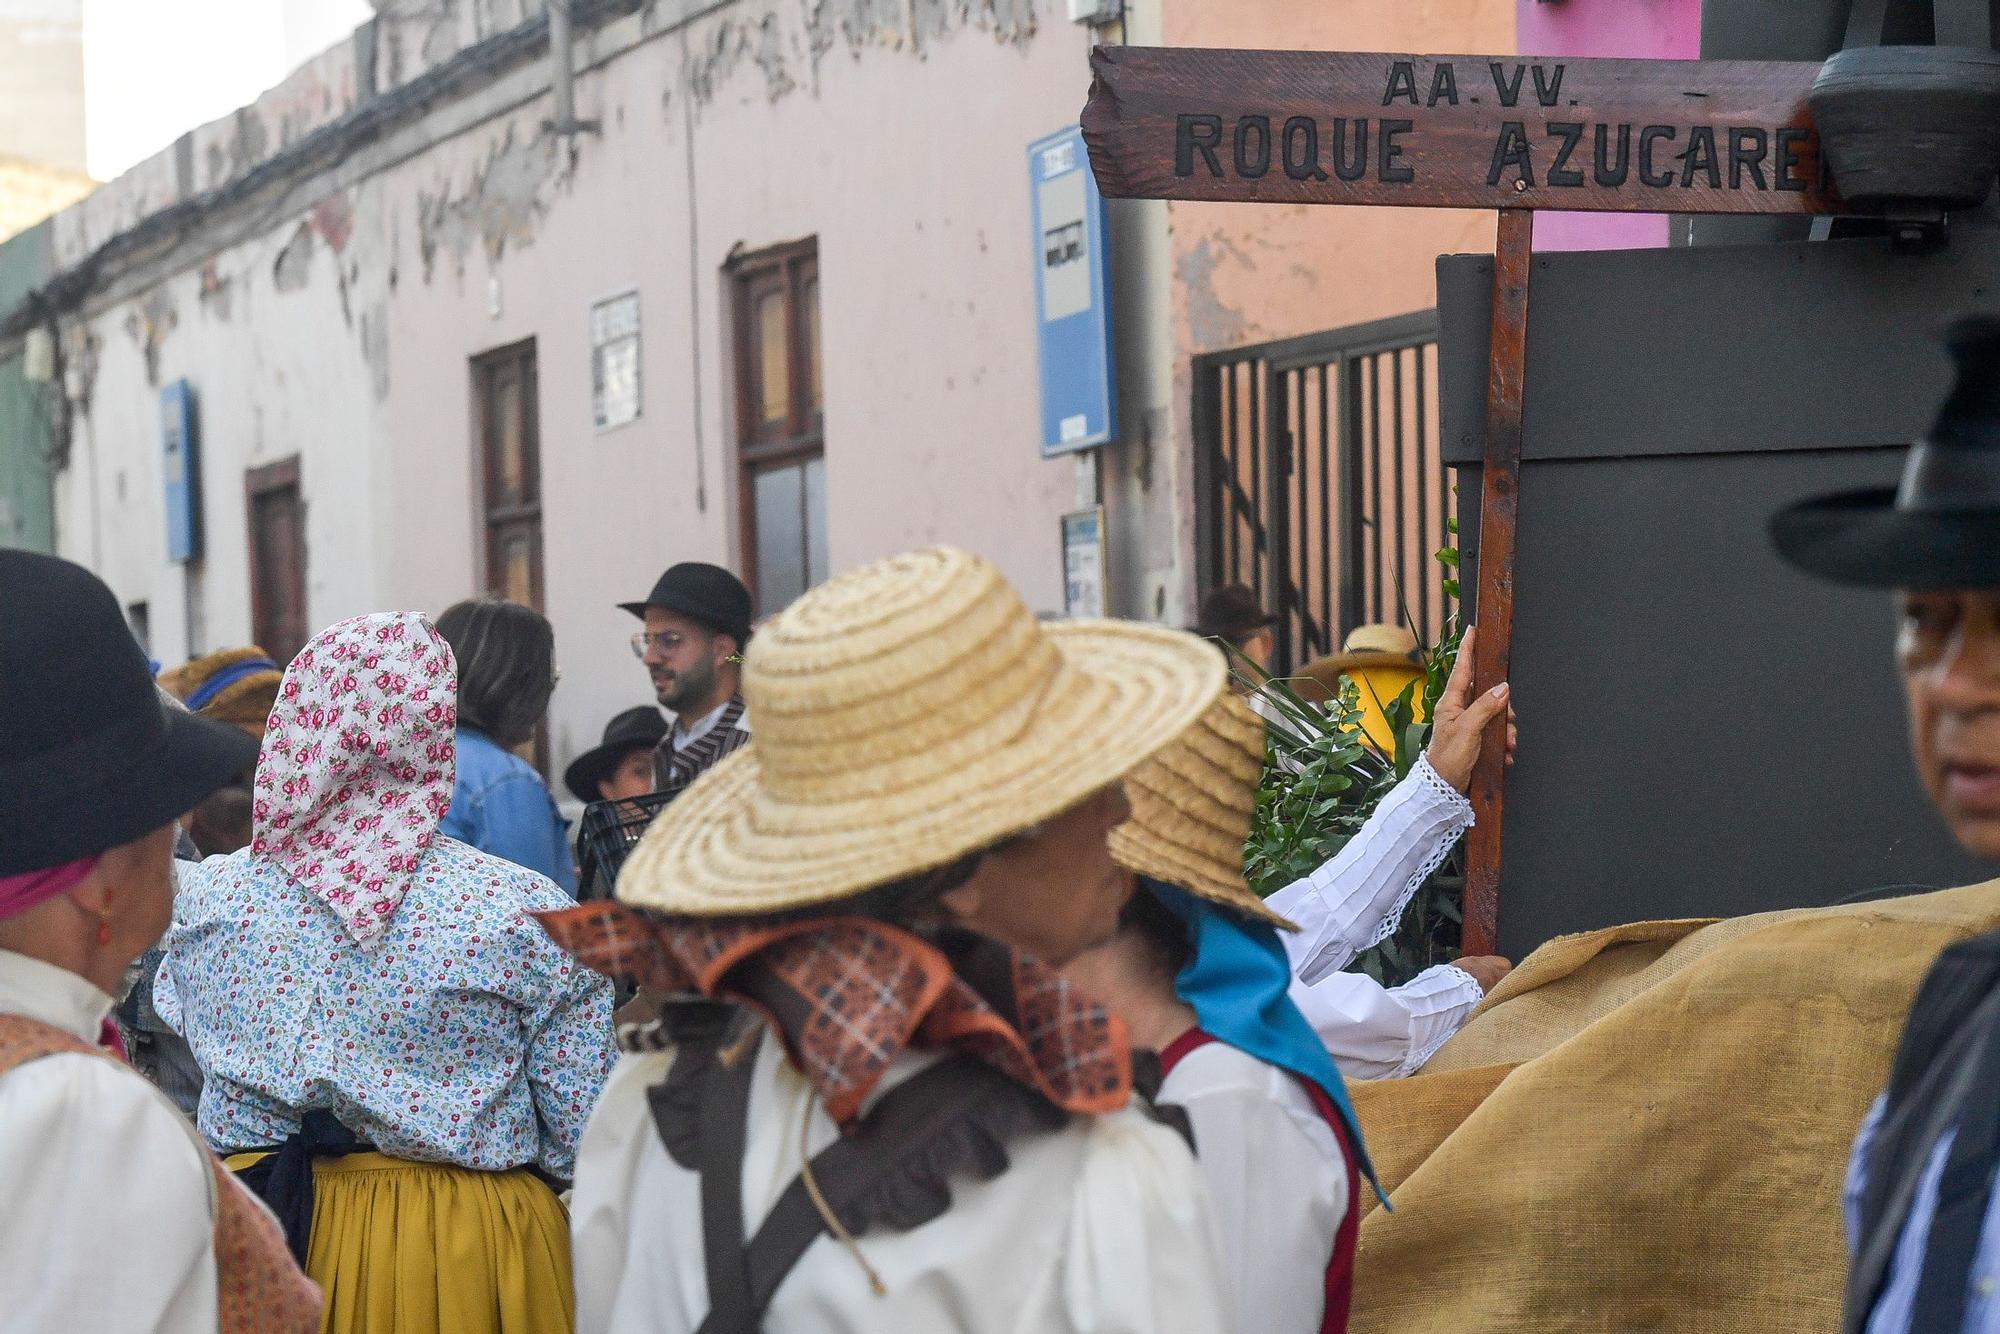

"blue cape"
[1146, 878, 1383, 1201]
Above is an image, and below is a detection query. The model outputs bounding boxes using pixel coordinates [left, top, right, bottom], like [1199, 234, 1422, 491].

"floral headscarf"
[252, 613, 458, 944]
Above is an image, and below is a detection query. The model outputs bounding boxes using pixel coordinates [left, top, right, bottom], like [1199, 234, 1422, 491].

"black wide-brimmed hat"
[563, 705, 668, 803]
[618, 562, 754, 646]
[1773, 316, 2000, 588]
[1, 550, 259, 875]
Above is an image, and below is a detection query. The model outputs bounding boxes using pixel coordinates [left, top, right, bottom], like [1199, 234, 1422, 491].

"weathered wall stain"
[1176, 235, 1251, 350]
[273, 221, 317, 293]
[198, 257, 235, 321]
[415, 125, 558, 281]
[122, 287, 178, 385]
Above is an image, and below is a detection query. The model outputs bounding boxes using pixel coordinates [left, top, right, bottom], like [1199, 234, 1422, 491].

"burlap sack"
[1349, 880, 2000, 1333]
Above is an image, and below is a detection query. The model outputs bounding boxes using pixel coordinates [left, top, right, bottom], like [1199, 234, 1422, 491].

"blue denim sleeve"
[466, 771, 577, 895]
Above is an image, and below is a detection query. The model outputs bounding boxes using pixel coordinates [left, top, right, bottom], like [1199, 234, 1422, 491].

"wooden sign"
[1083, 47, 1860, 216]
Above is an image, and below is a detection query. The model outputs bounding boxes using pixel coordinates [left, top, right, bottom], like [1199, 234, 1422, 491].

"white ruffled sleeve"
[1290, 962, 1485, 1081]
[1270, 754, 1475, 984]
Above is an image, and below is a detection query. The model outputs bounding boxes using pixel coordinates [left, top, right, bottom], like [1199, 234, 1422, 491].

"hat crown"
[1900, 315, 2000, 514]
[1343, 623, 1420, 657]
[0, 551, 163, 785]
[743, 548, 1066, 802]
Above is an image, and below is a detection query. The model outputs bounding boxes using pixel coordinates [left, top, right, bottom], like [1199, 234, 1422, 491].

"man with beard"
[620, 563, 754, 803]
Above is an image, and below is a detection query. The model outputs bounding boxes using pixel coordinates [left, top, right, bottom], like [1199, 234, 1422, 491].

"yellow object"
[1344, 664, 1428, 753]
[1108, 692, 1296, 930]
[1345, 880, 2000, 1333]
[618, 547, 1226, 918]
[223, 1152, 574, 1334]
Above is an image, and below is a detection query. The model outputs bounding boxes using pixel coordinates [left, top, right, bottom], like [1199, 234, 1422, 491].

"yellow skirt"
[225, 1151, 573, 1334]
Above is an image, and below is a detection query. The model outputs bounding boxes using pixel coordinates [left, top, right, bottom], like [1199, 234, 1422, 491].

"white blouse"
[1271, 755, 1487, 1079]
[1159, 1038, 1347, 1334]
[571, 1033, 1232, 1334]
[0, 949, 219, 1332]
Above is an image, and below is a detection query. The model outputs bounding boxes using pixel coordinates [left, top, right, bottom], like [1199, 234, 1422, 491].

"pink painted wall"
[1516, 0, 1704, 250]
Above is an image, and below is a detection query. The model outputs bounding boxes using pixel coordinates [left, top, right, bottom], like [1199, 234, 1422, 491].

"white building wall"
[49, 0, 1150, 785]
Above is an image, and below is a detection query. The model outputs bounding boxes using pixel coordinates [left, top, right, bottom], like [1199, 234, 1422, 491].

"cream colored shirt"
[572, 1034, 1232, 1333]
[0, 949, 219, 1332]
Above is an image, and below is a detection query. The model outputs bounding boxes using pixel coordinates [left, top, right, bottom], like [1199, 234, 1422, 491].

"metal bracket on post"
[1463, 207, 1533, 958]
[545, 0, 602, 137]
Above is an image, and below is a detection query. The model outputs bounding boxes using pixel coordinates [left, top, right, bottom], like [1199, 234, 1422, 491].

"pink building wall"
[1516, 0, 1704, 251]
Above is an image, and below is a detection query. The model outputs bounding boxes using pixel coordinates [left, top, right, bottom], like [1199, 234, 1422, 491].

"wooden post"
[1462, 208, 1532, 959]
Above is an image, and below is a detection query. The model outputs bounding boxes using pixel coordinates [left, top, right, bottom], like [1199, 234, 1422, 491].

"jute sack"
[1348, 880, 2000, 1333]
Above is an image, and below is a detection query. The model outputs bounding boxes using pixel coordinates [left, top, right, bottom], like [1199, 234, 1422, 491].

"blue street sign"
[1029, 125, 1117, 457]
[162, 379, 201, 562]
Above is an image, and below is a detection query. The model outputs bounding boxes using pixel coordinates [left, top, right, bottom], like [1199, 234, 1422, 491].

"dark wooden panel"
[1082, 46, 1860, 216]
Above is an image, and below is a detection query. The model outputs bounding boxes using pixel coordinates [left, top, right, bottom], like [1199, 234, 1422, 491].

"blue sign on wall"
[1029, 125, 1117, 458]
[161, 379, 201, 562]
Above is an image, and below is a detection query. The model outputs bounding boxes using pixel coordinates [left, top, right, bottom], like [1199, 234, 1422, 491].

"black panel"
[1439, 235, 2000, 465]
[1436, 231, 2000, 958]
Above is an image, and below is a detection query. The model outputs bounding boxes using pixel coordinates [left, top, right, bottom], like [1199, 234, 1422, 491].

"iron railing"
[1193, 309, 1453, 671]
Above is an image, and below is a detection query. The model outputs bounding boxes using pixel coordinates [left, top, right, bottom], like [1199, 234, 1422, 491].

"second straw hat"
[1109, 691, 1296, 930]
[617, 547, 1227, 917]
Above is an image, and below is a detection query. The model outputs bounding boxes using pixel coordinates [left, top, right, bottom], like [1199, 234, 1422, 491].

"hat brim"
[1772, 488, 2000, 588]
[1, 707, 259, 875]
[619, 596, 753, 645]
[563, 740, 656, 805]
[615, 621, 1226, 917]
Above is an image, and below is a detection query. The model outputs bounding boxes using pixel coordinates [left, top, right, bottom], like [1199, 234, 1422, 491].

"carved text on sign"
[1084, 48, 1856, 215]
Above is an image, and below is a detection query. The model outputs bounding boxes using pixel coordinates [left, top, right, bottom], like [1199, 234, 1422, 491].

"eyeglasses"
[630, 630, 692, 659]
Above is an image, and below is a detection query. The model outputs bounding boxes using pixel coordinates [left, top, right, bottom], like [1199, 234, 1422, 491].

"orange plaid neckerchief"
[535, 901, 1132, 1128]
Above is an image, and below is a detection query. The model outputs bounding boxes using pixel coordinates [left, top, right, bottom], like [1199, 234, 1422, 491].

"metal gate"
[1192, 310, 1454, 670]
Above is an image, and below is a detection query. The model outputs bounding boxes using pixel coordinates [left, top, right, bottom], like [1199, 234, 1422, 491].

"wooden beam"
[1082, 46, 1856, 216]
[1463, 208, 1533, 959]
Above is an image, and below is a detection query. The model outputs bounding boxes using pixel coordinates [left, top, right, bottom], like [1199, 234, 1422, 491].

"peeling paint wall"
[52, 179, 392, 666]
[371, 0, 1100, 769]
[36, 0, 1509, 784]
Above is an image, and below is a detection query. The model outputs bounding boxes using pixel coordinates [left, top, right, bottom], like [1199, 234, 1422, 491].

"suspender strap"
[686, 1023, 764, 1334]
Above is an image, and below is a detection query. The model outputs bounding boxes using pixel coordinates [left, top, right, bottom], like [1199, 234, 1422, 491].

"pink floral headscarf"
[252, 612, 458, 945]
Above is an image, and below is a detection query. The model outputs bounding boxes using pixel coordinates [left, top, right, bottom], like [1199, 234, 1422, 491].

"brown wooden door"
[474, 340, 545, 611]
[245, 458, 308, 664]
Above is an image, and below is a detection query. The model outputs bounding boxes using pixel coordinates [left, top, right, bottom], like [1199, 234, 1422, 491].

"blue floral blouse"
[157, 836, 614, 1177]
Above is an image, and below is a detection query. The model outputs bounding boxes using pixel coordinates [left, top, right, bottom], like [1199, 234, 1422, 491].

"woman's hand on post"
[1424, 625, 1517, 794]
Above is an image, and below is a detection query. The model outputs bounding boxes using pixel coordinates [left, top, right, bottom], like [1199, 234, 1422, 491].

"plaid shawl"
[535, 901, 1131, 1127]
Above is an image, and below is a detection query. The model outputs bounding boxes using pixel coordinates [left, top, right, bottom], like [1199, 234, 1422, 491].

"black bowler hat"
[1773, 316, 2000, 588]
[618, 562, 754, 647]
[563, 705, 669, 804]
[0, 550, 259, 876]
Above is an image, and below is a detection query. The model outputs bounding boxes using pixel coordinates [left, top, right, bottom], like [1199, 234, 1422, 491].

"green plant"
[1240, 532, 1468, 984]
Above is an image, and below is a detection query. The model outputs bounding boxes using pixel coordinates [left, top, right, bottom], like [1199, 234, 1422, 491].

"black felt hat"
[0, 550, 260, 875]
[618, 563, 754, 646]
[1773, 316, 2000, 588]
[563, 705, 669, 804]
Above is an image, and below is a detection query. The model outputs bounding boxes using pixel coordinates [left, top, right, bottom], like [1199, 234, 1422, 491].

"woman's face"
[942, 785, 1136, 965]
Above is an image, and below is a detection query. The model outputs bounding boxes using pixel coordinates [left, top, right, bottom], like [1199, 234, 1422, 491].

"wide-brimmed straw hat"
[616, 547, 1227, 917]
[1773, 315, 2000, 587]
[1109, 692, 1296, 930]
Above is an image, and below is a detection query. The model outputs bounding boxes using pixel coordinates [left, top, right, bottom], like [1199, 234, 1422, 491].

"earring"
[96, 909, 112, 948]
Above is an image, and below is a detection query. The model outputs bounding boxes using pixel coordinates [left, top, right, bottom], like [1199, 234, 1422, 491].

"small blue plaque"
[1029, 125, 1117, 458]
[162, 379, 200, 562]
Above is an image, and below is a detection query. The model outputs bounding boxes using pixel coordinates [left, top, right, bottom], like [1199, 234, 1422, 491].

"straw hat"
[617, 547, 1227, 917]
[1108, 692, 1296, 930]
[158, 647, 283, 739]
